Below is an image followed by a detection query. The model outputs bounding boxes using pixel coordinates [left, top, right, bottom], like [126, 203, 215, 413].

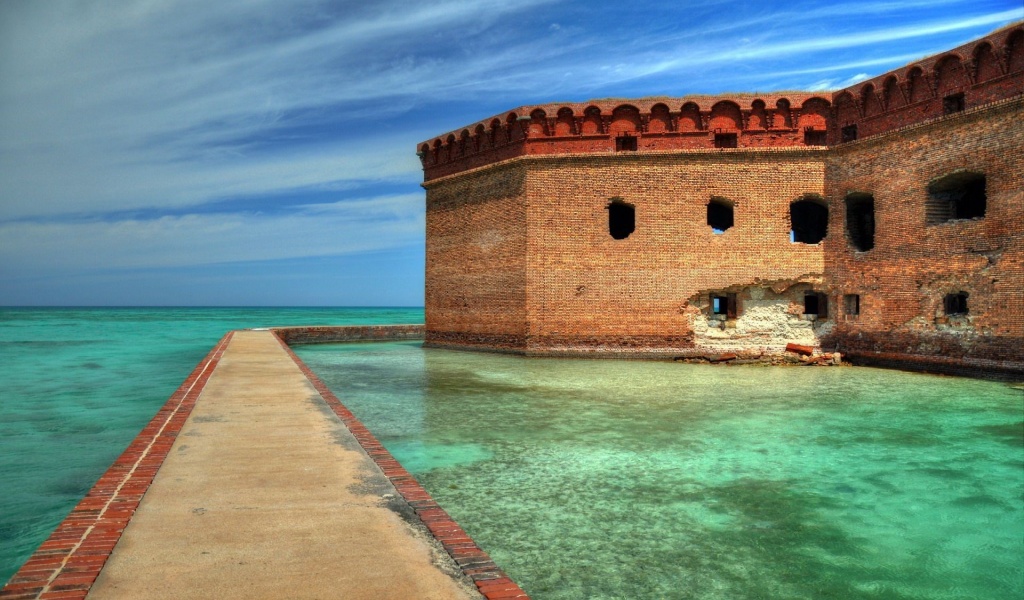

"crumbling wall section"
[686, 278, 834, 355]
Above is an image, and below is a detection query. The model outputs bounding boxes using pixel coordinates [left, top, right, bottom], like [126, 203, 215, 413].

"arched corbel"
[898, 80, 912, 104]
[789, 108, 803, 128]
[516, 115, 533, 138]
[926, 72, 939, 98]
[965, 57, 978, 85]
[1000, 44, 1013, 75]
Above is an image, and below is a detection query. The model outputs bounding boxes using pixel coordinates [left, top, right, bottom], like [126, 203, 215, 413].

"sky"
[1, 1, 1021, 306]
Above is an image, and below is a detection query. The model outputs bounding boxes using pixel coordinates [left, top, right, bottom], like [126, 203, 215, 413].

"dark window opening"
[944, 292, 969, 315]
[844, 294, 860, 318]
[711, 293, 738, 319]
[841, 124, 858, 143]
[926, 172, 986, 224]
[616, 135, 637, 151]
[714, 133, 737, 148]
[943, 93, 965, 115]
[790, 198, 828, 244]
[804, 292, 828, 318]
[707, 198, 734, 233]
[804, 130, 827, 146]
[607, 199, 635, 240]
[845, 193, 875, 252]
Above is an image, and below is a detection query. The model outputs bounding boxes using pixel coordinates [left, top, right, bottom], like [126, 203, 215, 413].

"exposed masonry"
[687, 277, 834, 355]
[421, 23, 1024, 379]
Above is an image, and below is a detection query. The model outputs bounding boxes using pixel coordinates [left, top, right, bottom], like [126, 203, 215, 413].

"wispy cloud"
[0, 193, 424, 272]
[0, 0, 1020, 304]
[0, 0, 562, 219]
[583, 6, 1022, 89]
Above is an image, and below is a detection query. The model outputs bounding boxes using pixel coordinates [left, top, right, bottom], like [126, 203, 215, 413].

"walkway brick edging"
[0, 333, 233, 600]
[272, 333, 531, 600]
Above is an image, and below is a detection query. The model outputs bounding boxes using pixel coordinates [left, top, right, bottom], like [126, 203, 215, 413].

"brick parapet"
[830, 22, 1024, 142]
[420, 93, 833, 180]
[419, 22, 1023, 181]
[271, 324, 424, 344]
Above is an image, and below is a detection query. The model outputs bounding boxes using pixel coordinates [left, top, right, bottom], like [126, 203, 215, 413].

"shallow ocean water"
[295, 341, 1024, 600]
[0, 307, 423, 585]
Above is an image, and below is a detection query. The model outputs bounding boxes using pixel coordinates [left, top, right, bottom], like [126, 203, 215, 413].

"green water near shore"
[0, 307, 423, 585]
[296, 342, 1024, 600]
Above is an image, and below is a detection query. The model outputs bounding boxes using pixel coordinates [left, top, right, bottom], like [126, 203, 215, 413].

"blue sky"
[1, 1, 1021, 306]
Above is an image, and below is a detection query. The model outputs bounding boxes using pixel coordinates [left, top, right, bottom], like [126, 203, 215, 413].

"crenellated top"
[831, 22, 1023, 141]
[419, 22, 1023, 182]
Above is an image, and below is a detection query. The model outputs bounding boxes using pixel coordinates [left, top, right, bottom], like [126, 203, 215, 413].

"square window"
[714, 133, 737, 148]
[804, 292, 828, 318]
[843, 294, 860, 318]
[943, 93, 965, 115]
[804, 130, 827, 146]
[616, 135, 637, 151]
[711, 293, 738, 318]
[944, 292, 968, 315]
[841, 124, 858, 143]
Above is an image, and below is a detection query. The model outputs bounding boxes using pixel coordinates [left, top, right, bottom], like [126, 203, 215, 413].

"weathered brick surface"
[524, 149, 826, 352]
[831, 24, 1024, 143]
[422, 23, 1024, 376]
[822, 97, 1024, 373]
[424, 162, 528, 351]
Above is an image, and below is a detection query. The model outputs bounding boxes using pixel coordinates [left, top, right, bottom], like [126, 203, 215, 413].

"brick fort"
[417, 23, 1024, 378]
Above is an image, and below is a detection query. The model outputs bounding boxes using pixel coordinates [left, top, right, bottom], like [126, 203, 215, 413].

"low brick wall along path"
[2, 329, 527, 599]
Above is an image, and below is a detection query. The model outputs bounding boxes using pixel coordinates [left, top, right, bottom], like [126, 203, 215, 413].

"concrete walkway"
[86, 330, 479, 600]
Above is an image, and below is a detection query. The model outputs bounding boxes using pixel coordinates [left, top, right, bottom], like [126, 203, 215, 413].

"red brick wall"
[823, 97, 1024, 368]
[420, 23, 1024, 374]
[523, 150, 827, 353]
[273, 325, 425, 344]
[424, 163, 528, 350]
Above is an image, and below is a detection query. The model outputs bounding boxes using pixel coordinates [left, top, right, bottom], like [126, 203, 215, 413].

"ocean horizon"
[0, 306, 424, 584]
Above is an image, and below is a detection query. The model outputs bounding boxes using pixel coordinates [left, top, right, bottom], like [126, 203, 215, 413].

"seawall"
[0, 326, 528, 600]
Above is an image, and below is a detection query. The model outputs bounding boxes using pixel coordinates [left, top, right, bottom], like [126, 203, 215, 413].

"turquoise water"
[295, 342, 1024, 600]
[0, 307, 423, 585]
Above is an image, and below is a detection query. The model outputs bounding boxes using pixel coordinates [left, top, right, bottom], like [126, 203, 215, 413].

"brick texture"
[424, 163, 528, 351]
[823, 97, 1024, 371]
[421, 22, 1024, 377]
